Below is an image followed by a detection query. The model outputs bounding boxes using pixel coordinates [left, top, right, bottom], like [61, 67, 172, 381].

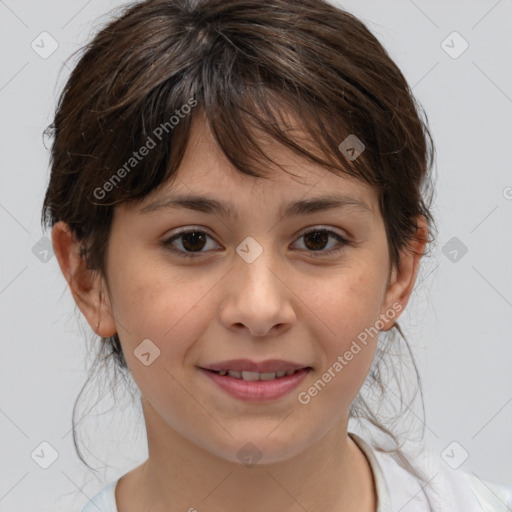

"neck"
[117, 401, 376, 512]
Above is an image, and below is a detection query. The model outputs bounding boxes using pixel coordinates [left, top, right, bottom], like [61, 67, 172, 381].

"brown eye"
[162, 227, 348, 259]
[180, 231, 208, 252]
[294, 228, 348, 257]
[303, 230, 329, 251]
[163, 229, 219, 257]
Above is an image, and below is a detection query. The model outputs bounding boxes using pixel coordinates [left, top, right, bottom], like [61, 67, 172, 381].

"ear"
[51, 221, 117, 338]
[379, 216, 429, 331]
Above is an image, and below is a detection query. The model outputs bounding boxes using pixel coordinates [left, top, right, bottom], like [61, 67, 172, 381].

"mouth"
[202, 368, 308, 381]
[198, 359, 312, 402]
[199, 358, 312, 378]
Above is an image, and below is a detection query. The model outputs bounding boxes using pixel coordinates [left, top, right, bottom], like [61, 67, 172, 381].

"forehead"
[138, 113, 378, 216]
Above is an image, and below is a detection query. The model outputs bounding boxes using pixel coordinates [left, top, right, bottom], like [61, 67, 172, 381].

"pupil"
[182, 232, 206, 252]
[304, 231, 328, 251]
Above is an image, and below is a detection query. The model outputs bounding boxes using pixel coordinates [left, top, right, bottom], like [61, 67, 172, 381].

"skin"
[52, 114, 428, 512]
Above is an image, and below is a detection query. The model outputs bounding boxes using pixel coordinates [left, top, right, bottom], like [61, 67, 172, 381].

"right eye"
[162, 228, 220, 258]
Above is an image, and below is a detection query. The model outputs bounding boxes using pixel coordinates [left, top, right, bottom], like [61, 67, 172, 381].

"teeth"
[241, 371, 260, 381]
[216, 369, 300, 380]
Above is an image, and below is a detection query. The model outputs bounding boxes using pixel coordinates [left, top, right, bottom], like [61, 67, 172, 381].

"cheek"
[107, 254, 216, 361]
[304, 265, 386, 392]
[313, 265, 386, 340]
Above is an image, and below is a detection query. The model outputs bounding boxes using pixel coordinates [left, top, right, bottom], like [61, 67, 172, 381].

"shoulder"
[459, 471, 512, 512]
[81, 479, 119, 512]
[372, 443, 512, 512]
[350, 433, 512, 512]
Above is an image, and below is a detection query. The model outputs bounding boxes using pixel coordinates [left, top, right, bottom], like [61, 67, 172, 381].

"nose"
[219, 243, 296, 338]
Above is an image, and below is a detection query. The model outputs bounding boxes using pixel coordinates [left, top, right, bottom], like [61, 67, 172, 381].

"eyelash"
[161, 227, 349, 259]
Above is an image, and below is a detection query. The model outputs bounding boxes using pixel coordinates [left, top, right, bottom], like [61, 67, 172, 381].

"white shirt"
[81, 432, 512, 512]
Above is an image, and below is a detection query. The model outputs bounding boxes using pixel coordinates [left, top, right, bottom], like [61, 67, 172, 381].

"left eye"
[294, 228, 348, 256]
[162, 227, 348, 258]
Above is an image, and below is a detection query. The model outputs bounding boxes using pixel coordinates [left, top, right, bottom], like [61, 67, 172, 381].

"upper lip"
[200, 359, 310, 373]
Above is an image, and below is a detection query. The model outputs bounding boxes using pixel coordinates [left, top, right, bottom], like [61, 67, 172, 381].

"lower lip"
[199, 368, 311, 402]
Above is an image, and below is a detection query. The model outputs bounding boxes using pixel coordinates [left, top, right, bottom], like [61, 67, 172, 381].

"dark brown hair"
[42, 0, 438, 506]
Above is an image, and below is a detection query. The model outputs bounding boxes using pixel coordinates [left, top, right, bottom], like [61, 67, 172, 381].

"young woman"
[42, 0, 512, 510]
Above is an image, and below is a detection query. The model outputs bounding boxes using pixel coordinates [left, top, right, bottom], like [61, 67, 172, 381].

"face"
[59, 115, 422, 465]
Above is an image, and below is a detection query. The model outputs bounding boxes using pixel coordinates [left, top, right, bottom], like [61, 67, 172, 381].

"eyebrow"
[139, 193, 373, 220]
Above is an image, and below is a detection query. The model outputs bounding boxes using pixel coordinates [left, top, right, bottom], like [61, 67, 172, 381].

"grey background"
[1, 0, 511, 510]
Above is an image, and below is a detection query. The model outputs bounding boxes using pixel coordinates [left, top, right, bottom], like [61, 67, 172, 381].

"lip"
[200, 359, 308, 373]
[199, 365, 312, 403]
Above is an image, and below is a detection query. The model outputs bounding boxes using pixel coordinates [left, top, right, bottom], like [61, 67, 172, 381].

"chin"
[204, 431, 311, 467]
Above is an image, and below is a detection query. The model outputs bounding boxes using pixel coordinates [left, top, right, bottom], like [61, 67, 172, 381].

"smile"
[207, 369, 301, 380]
[200, 366, 312, 402]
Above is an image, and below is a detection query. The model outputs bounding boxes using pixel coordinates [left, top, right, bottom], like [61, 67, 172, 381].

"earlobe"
[380, 216, 429, 331]
[51, 221, 117, 338]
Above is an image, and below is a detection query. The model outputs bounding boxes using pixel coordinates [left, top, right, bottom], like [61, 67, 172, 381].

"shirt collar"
[348, 432, 393, 512]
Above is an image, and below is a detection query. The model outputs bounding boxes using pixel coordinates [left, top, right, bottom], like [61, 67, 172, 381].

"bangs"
[65, 1, 393, 208]
[93, 70, 379, 209]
